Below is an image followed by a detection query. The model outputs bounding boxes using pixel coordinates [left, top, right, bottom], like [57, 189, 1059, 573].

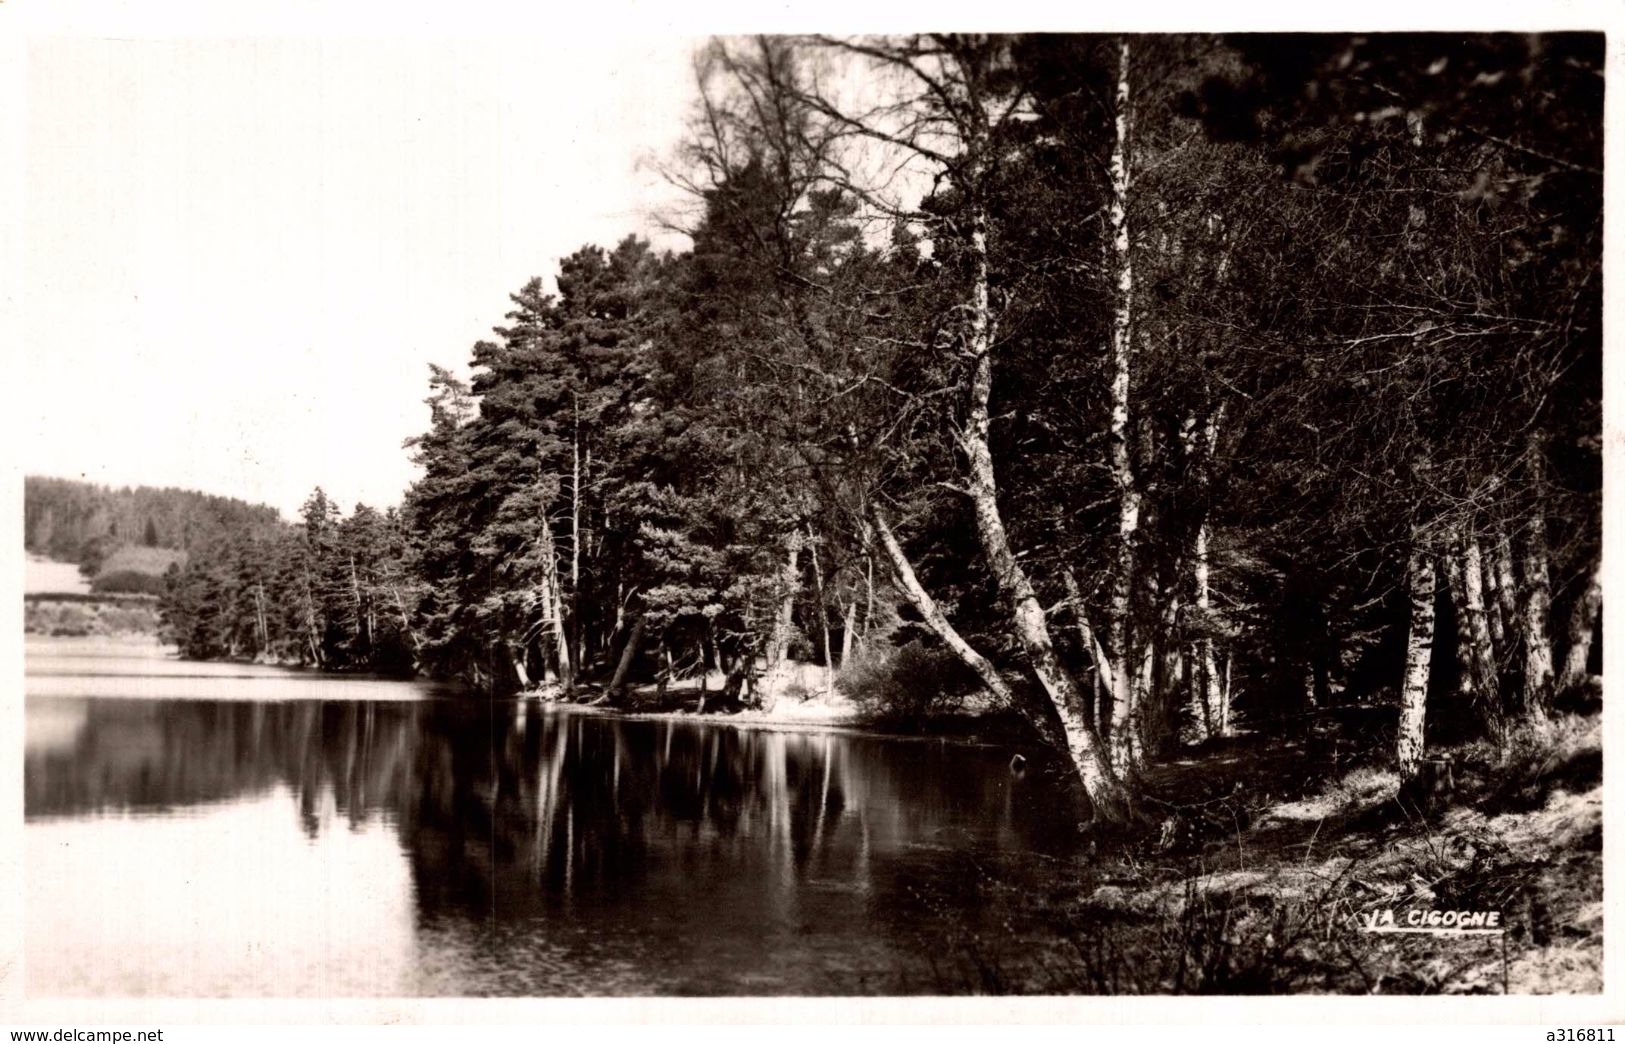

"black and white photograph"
[4, 0, 1616, 1024]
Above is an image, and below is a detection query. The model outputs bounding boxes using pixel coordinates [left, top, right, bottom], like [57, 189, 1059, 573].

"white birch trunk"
[571, 413, 583, 675]
[1200, 406, 1228, 735]
[761, 531, 803, 705]
[1481, 537, 1508, 653]
[960, 173, 1130, 820]
[868, 507, 1017, 711]
[1492, 528, 1521, 661]
[1194, 520, 1220, 741]
[390, 582, 422, 653]
[1182, 643, 1199, 739]
[1105, 38, 1141, 774]
[1443, 536, 1477, 708]
[537, 517, 573, 688]
[538, 590, 558, 687]
[1519, 515, 1555, 718]
[1063, 568, 1116, 700]
[863, 554, 875, 643]
[1397, 534, 1437, 782]
[841, 600, 857, 668]
[1459, 533, 1503, 738]
[253, 582, 269, 653]
[806, 524, 835, 693]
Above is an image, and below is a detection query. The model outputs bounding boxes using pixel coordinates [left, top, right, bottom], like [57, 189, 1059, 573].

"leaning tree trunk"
[389, 580, 423, 655]
[1063, 568, 1116, 735]
[1557, 557, 1602, 697]
[1397, 531, 1437, 783]
[607, 615, 645, 702]
[253, 582, 270, 655]
[959, 177, 1130, 823]
[869, 507, 1071, 749]
[509, 644, 532, 692]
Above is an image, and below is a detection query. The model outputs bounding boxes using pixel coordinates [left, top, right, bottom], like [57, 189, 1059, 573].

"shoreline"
[531, 697, 1028, 748]
[23, 637, 1013, 742]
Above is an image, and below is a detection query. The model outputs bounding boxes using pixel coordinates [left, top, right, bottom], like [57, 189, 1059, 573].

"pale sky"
[18, 29, 699, 519]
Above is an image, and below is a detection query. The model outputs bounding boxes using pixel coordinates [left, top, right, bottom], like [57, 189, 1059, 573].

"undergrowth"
[921, 712, 1601, 995]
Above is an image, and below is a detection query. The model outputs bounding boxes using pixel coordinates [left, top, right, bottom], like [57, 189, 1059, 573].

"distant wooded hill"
[23, 476, 284, 576]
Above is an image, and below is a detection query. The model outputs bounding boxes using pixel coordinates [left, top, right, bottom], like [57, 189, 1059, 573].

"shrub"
[91, 570, 168, 595]
[46, 603, 95, 637]
[836, 641, 984, 721]
[98, 606, 160, 634]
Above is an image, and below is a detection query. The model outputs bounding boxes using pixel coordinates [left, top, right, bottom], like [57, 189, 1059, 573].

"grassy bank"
[916, 712, 1601, 994]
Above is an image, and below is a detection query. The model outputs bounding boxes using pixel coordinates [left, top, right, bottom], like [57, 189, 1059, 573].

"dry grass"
[1268, 765, 1399, 824]
[97, 545, 187, 577]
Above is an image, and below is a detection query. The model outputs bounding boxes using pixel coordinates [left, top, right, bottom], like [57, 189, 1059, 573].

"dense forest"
[25, 475, 282, 576]
[136, 33, 1599, 825]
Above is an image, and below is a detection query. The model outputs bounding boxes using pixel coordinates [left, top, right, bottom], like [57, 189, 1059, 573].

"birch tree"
[776, 34, 1134, 819]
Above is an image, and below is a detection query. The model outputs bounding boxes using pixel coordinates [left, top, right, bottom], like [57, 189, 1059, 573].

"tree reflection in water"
[27, 696, 1082, 995]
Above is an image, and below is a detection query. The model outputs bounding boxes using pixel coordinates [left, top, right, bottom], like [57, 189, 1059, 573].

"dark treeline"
[151, 33, 1600, 823]
[154, 488, 421, 671]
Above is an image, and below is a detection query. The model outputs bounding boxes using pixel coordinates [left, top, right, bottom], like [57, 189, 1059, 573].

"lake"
[24, 638, 1085, 997]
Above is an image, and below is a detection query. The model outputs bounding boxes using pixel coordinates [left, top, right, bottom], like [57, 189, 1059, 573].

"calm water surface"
[25, 639, 1082, 997]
